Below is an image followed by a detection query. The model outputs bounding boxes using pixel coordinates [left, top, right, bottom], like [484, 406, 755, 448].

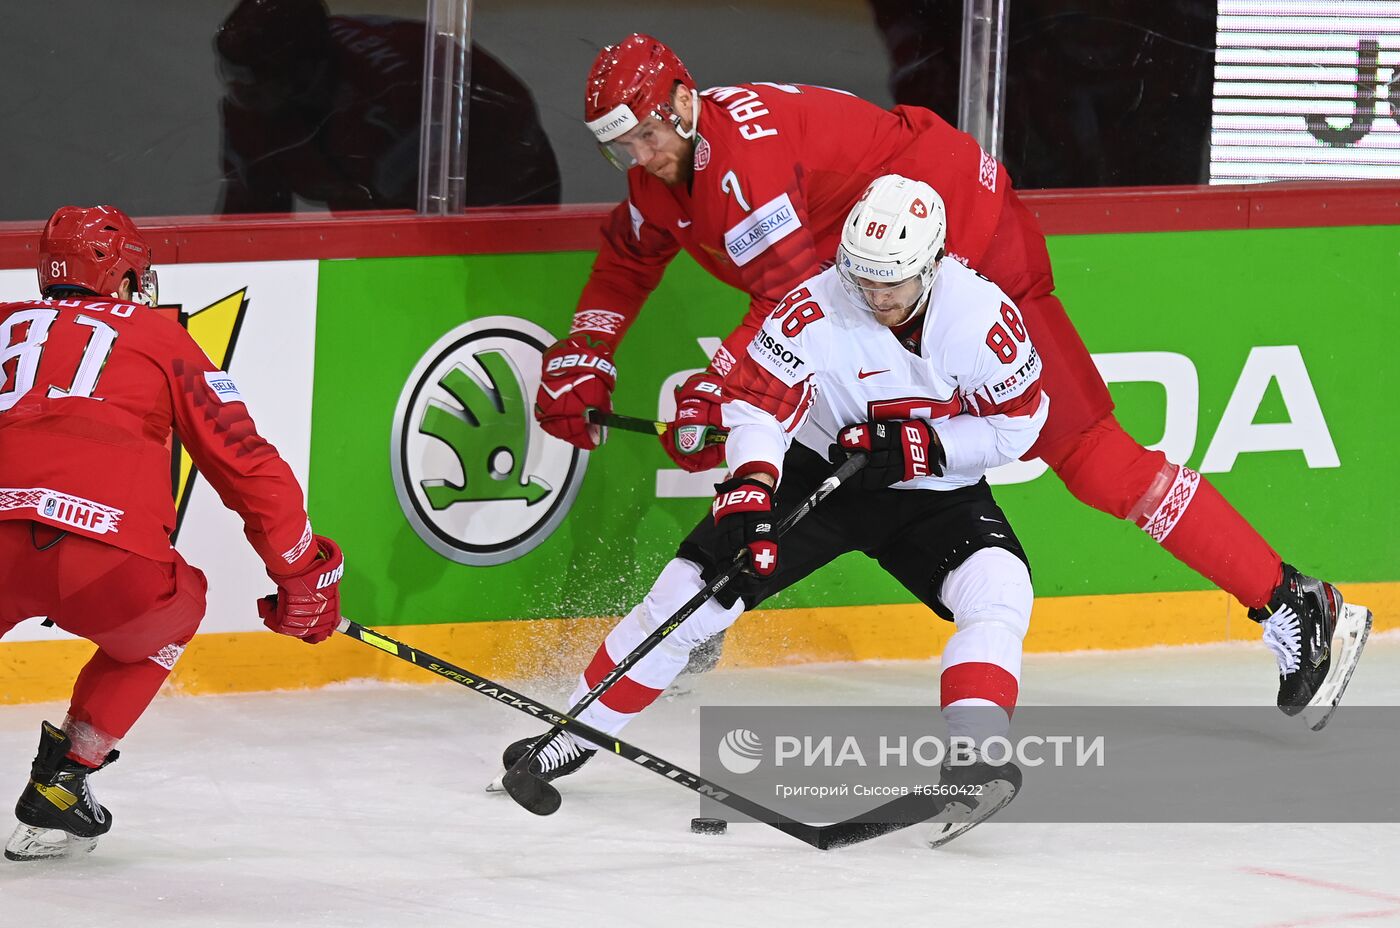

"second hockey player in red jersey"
[0, 206, 345, 861]
[533, 33, 1370, 720]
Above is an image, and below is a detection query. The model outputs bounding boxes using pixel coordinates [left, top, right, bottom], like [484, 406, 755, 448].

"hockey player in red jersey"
[0, 206, 345, 861]
[501, 178, 1039, 843]
[533, 34, 1370, 716]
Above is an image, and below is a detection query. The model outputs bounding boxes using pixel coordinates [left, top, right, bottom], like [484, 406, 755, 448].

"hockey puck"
[690, 817, 728, 835]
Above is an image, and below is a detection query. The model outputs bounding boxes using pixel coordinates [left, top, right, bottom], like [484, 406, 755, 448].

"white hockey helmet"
[836, 174, 947, 319]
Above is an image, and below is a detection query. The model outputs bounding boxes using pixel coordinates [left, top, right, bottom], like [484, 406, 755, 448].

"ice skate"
[1251, 564, 1372, 731]
[485, 731, 596, 793]
[6, 721, 118, 862]
[923, 758, 1021, 850]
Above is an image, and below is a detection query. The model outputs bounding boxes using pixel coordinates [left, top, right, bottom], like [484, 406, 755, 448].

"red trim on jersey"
[973, 382, 1044, 419]
[868, 395, 965, 422]
[734, 460, 780, 483]
[583, 643, 665, 714]
[726, 358, 815, 434]
[941, 661, 1020, 712]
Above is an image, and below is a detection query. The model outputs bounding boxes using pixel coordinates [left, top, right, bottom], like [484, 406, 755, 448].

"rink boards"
[0, 184, 1396, 701]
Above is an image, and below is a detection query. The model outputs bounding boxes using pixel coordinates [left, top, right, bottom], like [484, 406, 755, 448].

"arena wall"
[2, 182, 1396, 702]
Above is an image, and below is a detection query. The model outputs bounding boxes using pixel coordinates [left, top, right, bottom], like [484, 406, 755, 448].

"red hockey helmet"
[39, 206, 158, 306]
[584, 34, 698, 170]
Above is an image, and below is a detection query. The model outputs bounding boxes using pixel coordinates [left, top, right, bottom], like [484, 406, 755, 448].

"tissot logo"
[391, 316, 588, 565]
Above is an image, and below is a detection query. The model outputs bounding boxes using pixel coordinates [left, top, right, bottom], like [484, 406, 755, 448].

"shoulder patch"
[747, 326, 807, 386]
[724, 193, 800, 267]
[987, 346, 1042, 403]
[203, 370, 246, 404]
[978, 147, 999, 192]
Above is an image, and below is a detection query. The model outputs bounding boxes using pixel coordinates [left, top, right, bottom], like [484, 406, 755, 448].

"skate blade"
[924, 778, 1018, 850]
[484, 772, 506, 793]
[1302, 604, 1373, 732]
[4, 823, 98, 862]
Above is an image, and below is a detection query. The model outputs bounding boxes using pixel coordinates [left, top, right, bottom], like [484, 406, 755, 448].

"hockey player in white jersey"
[496, 175, 1044, 841]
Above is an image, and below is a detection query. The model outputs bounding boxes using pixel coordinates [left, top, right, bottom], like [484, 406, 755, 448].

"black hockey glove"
[829, 419, 944, 489]
[708, 476, 779, 609]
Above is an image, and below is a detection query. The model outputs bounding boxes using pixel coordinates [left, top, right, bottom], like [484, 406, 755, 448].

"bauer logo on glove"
[544, 353, 617, 378]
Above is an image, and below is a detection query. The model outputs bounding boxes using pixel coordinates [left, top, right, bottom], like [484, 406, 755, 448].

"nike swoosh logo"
[677, 219, 692, 228]
[979, 516, 1001, 523]
[857, 369, 889, 379]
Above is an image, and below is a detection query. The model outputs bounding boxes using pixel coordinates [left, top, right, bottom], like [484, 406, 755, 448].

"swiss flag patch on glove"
[832, 419, 944, 488]
[711, 477, 778, 577]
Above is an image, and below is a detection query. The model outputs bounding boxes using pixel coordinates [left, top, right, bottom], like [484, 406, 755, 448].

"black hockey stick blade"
[499, 451, 868, 817]
[499, 556, 748, 817]
[816, 763, 1022, 850]
[499, 753, 564, 817]
[814, 792, 948, 849]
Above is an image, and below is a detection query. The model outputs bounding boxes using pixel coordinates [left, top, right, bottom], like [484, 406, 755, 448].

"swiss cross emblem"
[911, 198, 927, 217]
[750, 541, 778, 575]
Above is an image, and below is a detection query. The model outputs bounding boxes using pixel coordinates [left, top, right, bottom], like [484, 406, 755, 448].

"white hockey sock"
[571, 558, 743, 736]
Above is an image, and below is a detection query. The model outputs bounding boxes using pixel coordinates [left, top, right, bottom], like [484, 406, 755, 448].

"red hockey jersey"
[572, 83, 1009, 374]
[0, 297, 315, 573]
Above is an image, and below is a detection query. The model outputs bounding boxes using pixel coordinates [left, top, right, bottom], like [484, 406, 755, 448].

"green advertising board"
[311, 223, 1399, 626]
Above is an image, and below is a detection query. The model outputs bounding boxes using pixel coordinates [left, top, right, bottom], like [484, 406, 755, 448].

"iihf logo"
[716, 728, 764, 774]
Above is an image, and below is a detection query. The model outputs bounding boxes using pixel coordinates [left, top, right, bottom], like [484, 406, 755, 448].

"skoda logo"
[391, 316, 587, 565]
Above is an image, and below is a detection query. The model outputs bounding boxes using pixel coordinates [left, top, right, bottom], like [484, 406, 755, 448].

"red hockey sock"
[65, 648, 175, 757]
[1136, 465, 1283, 609]
[1049, 416, 1283, 610]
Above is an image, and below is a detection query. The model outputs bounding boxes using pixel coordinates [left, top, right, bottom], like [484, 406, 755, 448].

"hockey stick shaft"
[586, 409, 727, 445]
[504, 452, 868, 806]
[564, 449, 866, 716]
[335, 618, 825, 848]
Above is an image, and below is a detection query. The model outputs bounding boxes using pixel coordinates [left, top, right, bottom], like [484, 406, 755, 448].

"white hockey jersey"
[722, 259, 1049, 491]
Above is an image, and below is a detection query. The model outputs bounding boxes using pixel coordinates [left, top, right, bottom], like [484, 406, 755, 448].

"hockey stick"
[586, 409, 727, 445]
[501, 451, 869, 816]
[335, 618, 828, 849]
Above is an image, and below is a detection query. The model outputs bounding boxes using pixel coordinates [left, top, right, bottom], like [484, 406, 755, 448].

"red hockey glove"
[257, 535, 344, 644]
[830, 420, 945, 488]
[535, 334, 617, 450]
[660, 371, 728, 472]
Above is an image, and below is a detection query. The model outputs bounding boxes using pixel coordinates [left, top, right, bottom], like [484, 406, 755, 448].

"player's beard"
[874, 303, 922, 328]
[648, 140, 695, 187]
[870, 285, 929, 329]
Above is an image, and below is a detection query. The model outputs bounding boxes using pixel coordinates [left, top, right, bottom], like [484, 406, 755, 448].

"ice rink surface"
[3, 634, 1398, 928]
